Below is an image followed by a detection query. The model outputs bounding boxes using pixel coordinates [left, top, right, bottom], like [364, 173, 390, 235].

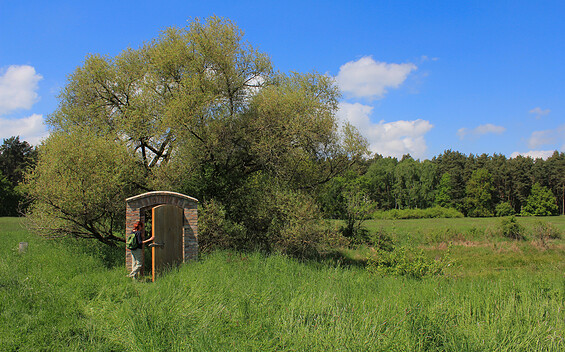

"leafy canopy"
[28, 16, 368, 247]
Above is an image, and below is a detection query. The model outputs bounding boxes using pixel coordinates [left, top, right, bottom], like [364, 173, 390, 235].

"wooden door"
[151, 204, 184, 281]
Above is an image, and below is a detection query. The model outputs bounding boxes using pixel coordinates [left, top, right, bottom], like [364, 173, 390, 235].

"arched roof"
[126, 191, 198, 209]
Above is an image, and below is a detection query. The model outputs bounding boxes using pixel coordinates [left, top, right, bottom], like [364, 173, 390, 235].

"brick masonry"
[125, 191, 198, 272]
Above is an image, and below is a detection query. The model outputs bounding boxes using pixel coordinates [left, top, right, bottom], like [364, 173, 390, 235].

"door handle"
[148, 242, 165, 247]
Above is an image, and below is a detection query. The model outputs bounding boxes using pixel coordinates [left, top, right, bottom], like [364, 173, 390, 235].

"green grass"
[362, 216, 565, 278]
[2, 217, 565, 351]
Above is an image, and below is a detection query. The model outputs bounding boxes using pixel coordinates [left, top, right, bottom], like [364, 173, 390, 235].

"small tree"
[521, 183, 558, 216]
[339, 179, 373, 243]
[24, 130, 143, 245]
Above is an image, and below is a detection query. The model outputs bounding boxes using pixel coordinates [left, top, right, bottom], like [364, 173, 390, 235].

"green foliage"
[317, 174, 374, 244]
[435, 172, 452, 208]
[338, 182, 373, 244]
[268, 188, 343, 258]
[199, 176, 345, 258]
[495, 201, 515, 217]
[373, 206, 464, 220]
[391, 156, 438, 210]
[532, 220, 561, 241]
[363, 155, 397, 209]
[432, 150, 468, 210]
[500, 216, 525, 240]
[37, 16, 368, 248]
[0, 136, 37, 185]
[0, 136, 37, 216]
[464, 168, 495, 217]
[370, 227, 395, 252]
[24, 130, 143, 245]
[367, 247, 452, 279]
[197, 199, 247, 253]
[0, 171, 20, 216]
[329, 150, 565, 218]
[521, 182, 558, 216]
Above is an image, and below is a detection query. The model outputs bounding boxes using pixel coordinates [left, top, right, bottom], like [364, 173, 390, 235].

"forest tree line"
[2, 133, 563, 220]
[318, 150, 565, 219]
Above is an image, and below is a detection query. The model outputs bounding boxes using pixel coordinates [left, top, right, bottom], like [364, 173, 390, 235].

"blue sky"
[1, 0, 564, 160]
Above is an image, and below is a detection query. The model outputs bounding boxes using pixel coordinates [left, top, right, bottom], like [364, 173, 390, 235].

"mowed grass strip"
[1, 217, 564, 351]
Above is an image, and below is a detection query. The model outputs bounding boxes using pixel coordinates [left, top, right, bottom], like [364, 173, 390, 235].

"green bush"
[500, 216, 525, 240]
[199, 182, 346, 259]
[495, 202, 515, 217]
[532, 220, 561, 241]
[367, 246, 452, 279]
[370, 228, 395, 252]
[521, 183, 558, 216]
[269, 189, 342, 258]
[198, 199, 247, 252]
[373, 206, 464, 220]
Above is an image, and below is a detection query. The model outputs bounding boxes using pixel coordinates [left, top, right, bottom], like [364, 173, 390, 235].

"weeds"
[500, 216, 525, 240]
[367, 246, 452, 279]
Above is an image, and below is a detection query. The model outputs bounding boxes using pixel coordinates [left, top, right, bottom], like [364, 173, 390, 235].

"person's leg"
[129, 249, 143, 278]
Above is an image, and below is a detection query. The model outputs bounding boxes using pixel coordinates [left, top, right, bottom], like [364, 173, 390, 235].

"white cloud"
[0, 65, 43, 115]
[529, 107, 550, 119]
[337, 102, 433, 159]
[510, 150, 556, 160]
[420, 55, 439, 62]
[0, 114, 48, 146]
[457, 123, 506, 140]
[527, 124, 565, 148]
[335, 56, 417, 100]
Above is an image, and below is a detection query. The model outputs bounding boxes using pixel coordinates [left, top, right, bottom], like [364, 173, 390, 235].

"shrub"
[373, 206, 463, 220]
[367, 246, 452, 279]
[269, 189, 337, 258]
[198, 199, 247, 252]
[370, 228, 395, 252]
[521, 183, 558, 216]
[532, 220, 561, 241]
[500, 216, 525, 240]
[495, 202, 515, 217]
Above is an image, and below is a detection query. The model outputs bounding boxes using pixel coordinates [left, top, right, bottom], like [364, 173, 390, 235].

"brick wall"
[125, 191, 198, 272]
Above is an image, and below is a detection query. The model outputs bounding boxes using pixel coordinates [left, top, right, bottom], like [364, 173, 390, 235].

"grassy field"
[1, 216, 565, 351]
[362, 217, 565, 277]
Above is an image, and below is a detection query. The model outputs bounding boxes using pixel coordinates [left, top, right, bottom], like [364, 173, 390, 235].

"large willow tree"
[26, 17, 368, 249]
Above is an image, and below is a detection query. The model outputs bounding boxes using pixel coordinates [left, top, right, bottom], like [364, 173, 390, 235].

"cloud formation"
[335, 56, 417, 100]
[457, 124, 506, 140]
[337, 102, 433, 159]
[0, 65, 43, 115]
[529, 107, 550, 119]
[527, 124, 565, 149]
[510, 150, 556, 160]
[0, 114, 47, 146]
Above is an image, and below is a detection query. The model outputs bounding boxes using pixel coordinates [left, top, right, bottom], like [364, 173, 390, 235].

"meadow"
[1, 216, 564, 351]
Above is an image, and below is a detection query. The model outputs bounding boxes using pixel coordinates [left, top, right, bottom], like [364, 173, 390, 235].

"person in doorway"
[128, 221, 155, 279]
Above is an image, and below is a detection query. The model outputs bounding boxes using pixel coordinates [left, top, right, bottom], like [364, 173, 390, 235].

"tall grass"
[1, 217, 565, 351]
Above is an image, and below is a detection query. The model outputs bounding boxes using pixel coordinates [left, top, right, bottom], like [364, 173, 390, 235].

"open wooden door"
[151, 204, 184, 281]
